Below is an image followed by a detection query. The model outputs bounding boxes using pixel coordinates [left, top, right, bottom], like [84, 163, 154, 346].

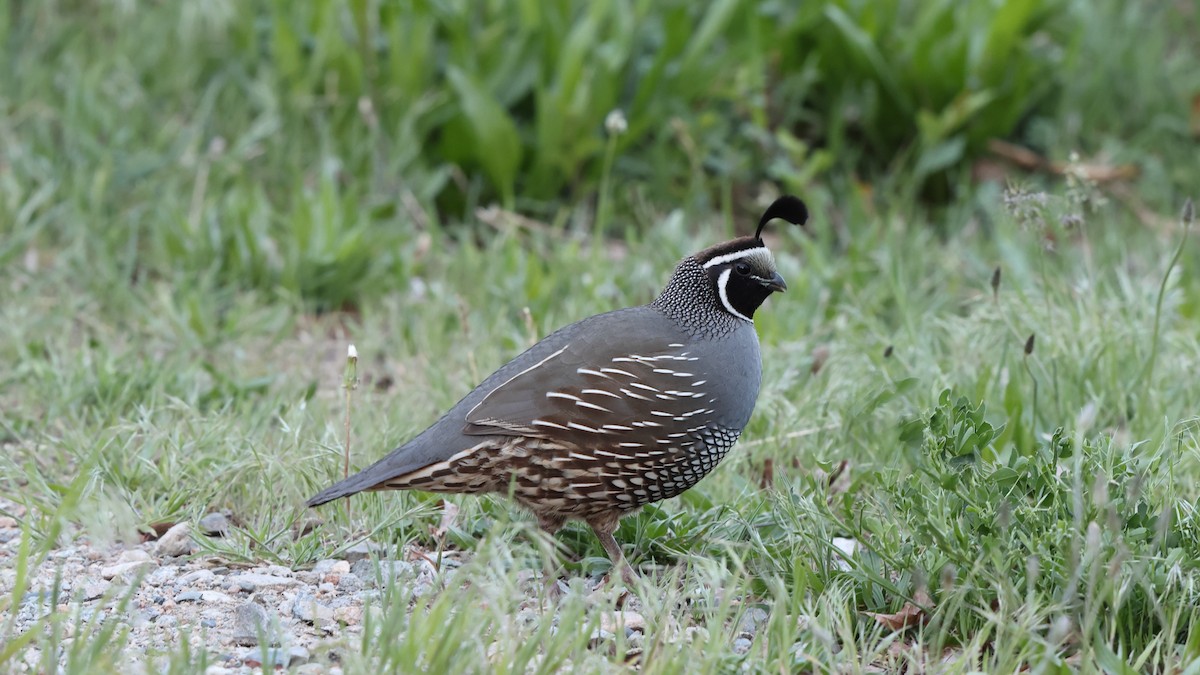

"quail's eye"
[735, 262, 751, 276]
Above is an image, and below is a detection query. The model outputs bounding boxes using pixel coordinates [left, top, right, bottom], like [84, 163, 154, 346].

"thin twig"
[343, 344, 359, 514]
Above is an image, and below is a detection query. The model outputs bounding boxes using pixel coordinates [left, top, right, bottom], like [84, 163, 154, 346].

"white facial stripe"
[702, 246, 769, 269]
[716, 268, 753, 322]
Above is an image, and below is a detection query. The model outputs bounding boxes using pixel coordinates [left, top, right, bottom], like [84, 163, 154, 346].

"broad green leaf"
[446, 66, 524, 207]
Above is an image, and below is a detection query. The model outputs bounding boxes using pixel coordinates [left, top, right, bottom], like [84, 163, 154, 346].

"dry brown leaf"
[810, 345, 830, 375]
[141, 521, 176, 542]
[986, 139, 1139, 183]
[863, 590, 932, 631]
[760, 458, 775, 489]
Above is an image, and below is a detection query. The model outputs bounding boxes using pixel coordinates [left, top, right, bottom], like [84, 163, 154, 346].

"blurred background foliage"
[1, 0, 1197, 309]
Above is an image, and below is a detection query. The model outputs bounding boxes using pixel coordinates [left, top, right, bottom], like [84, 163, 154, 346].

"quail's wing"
[463, 321, 715, 443]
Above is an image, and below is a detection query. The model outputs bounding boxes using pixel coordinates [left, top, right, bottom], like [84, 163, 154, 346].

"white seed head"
[605, 109, 627, 136]
[348, 344, 358, 360]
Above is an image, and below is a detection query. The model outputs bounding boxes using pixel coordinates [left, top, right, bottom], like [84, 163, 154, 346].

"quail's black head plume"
[308, 196, 809, 585]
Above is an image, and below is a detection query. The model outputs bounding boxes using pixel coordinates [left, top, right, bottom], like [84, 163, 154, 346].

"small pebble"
[118, 549, 152, 563]
[590, 629, 614, 642]
[292, 592, 334, 624]
[738, 607, 769, 635]
[154, 522, 194, 557]
[83, 581, 110, 601]
[266, 565, 293, 578]
[227, 573, 299, 589]
[601, 611, 645, 635]
[336, 574, 364, 593]
[241, 646, 310, 669]
[313, 559, 350, 576]
[515, 608, 538, 627]
[733, 637, 753, 655]
[350, 560, 414, 587]
[101, 560, 157, 581]
[332, 605, 362, 626]
[627, 631, 644, 648]
[199, 513, 230, 537]
[176, 569, 216, 586]
[146, 566, 179, 587]
[132, 608, 160, 628]
[232, 602, 271, 646]
[175, 590, 233, 604]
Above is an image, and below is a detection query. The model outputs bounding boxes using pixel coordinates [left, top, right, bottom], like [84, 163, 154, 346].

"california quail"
[307, 196, 809, 584]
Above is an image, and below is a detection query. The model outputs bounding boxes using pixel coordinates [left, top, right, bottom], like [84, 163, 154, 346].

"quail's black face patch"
[697, 245, 782, 321]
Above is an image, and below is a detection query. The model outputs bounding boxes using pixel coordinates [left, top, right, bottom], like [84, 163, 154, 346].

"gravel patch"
[0, 496, 772, 671]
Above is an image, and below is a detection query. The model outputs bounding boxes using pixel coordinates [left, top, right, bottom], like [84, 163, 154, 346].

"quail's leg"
[591, 524, 639, 586]
[537, 515, 567, 599]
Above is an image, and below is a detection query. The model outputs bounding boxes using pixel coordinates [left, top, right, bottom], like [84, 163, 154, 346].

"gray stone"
[175, 590, 232, 603]
[117, 549, 152, 563]
[291, 592, 334, 624]
[131, 608, 160, 628]
[176, 569, 216, 586]
[146, 565, 178, 587]
[341, 541, 384, 563]
[83, 581, 109, 601]
[313, 559, 351, 576]
[733, 637, 752, 655]
[101, 560, 157, 581]
[241, 646, 309, 669]
[332, 605, 362, 625]
[738, 607, 769, 635]
[336, 573, 364, 593]
[589, 629, 615, 647]
[198, 513, 230, 537]
[289, 646, 312, 665]
[350, 559, 414, 587]
[265, 565, 293, 578]
[154, 522, 194, 557]
[601, 611, 645, 635]
[227, 573, 299, 591]
[231, 602, 272, 646]
[295, 571, 319, 585]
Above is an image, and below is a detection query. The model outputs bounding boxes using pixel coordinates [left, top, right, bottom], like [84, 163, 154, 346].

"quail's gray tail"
[306, 470, 383, 507]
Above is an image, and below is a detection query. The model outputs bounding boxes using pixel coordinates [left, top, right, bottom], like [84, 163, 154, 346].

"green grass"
[5, 182, 1200, 671]
[4, 0, 1200, 672]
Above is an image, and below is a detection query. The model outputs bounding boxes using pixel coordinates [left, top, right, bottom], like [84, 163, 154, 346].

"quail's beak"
[758, 271, 787, 293]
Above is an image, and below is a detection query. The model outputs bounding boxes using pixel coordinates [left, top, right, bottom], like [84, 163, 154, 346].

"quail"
[307, 196, 810, 584]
